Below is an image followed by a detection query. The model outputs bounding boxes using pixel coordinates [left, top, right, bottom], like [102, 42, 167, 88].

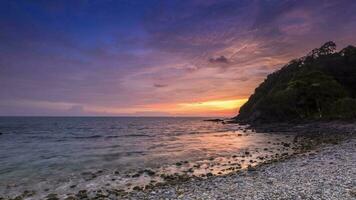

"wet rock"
[143, 169, 156, 176]
[206, 173, 213, 177]
[133, 186, 142, 191]
[12, 190, 36, 200]
[76, 190, 88, 199]
[95, 191, 109, 198]
[247, 165, 256, 171]
[257, 156, 264, 160]
[349, 188, 356, 197]
[193, 164, 201, 168]
[22, 190, 36, 197]
[64, 196, 77, 200]
[283, 143, 291, 147]
[109, 189, 126, 196]
[46, 193, 59, 200]
[204, 119, 223, 122]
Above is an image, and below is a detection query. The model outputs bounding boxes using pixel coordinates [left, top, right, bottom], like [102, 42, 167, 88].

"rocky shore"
[128, 137, 356, 200]
[126, 121, 356, 200]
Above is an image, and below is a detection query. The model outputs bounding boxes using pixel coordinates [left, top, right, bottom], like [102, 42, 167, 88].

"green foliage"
[237, 42, 356, 122]
[328, 98, 356, 119]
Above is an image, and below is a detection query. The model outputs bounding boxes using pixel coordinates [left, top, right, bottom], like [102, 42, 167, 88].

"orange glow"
[87, 98, 248, 117]
[178, 99, 248, 111]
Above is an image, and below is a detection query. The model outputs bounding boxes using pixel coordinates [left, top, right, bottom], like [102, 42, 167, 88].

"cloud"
[153, 83, 168, 88]
[68, 105, 85, 113]
[209, 56, 229, 64]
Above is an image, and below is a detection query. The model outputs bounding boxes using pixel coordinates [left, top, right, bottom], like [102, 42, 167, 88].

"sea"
[0, 117, 295, 198]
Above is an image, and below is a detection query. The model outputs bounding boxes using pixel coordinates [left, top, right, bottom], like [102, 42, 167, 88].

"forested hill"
[236, 41, 356, 122]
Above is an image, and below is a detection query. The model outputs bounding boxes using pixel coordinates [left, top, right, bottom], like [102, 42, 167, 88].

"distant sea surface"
[0, 117, 294, 198]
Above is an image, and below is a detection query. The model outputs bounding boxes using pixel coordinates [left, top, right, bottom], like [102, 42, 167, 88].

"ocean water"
[0, 117, 295, 198]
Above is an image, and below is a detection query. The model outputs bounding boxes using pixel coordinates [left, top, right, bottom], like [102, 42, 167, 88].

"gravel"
[127, 138, 356, 200]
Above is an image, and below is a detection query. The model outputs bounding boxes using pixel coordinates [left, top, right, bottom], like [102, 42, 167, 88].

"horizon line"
[0, 115, 231, 118]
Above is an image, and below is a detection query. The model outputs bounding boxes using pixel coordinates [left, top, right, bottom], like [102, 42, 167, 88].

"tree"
[318, 41, 336, 56]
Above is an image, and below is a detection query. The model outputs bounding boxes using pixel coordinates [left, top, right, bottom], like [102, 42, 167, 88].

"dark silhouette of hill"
[236, 41, 356, 122]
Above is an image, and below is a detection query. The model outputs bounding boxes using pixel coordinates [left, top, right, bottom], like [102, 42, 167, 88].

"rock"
[133, 186, 142, 191]
[46, 193, 59, 200]
[282, 153, 289, 156]
[283, 143, 291, 147]
[350, 188, 356, 197]
[76, 190, 88, 199]
[204, 119, 223, 122]
[143, 169, 156, 176]
[64, 196, 76, 200]
[22, 190, 36, 197]
[247, 165, 256, 171]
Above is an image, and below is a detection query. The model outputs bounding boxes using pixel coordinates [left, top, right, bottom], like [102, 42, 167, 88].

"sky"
[1, 0, 356, 117]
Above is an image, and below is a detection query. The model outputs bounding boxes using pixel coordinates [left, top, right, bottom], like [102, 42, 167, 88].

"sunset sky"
[1, 0, 356, 117]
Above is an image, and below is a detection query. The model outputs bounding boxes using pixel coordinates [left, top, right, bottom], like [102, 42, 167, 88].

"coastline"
[128, 136, 356, 200]
[3, 121, 355, 200]
[125, 121, 356, 199]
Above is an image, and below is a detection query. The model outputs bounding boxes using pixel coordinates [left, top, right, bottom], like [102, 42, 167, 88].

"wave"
[70, 135, 102, 139]
[105, 134, 154, 138]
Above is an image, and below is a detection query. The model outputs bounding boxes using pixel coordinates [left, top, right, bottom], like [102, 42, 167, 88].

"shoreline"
[125, 121, 356, 199]
[128, 136, 356, 200]
[2, 121, 355, 200]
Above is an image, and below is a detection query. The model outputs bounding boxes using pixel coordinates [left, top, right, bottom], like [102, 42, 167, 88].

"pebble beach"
[128, 137, 356, 200]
